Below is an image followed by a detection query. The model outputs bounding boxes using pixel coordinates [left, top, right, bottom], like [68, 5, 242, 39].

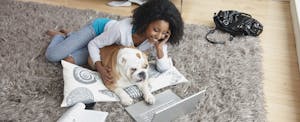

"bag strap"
[205, 28, 234, 44]
[240, 12, 252, 18]
[180, 0, 183, 13]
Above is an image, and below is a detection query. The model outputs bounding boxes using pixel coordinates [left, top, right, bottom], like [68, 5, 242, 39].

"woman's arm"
[154, 44, 172, 72]
[88, 30, 121, 64]
[153, 34, 173, 72]
[88, 25, 121, 82]
[155, 44, 164, 59]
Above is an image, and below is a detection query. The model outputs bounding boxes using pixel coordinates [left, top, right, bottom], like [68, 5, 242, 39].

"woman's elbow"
[156, 64, 172, 73]
[156, 57, 174, 72]
[87, 41, 93, 49]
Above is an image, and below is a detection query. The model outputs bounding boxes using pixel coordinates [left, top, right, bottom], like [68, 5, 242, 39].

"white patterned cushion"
[60, 60, 188, 107]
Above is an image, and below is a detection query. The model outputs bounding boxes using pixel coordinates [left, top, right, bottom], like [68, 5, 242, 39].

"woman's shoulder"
[118, 17, 132, 23]
[113, 18, 133, 36]
[107, 18, 132, 31]
[118, 18, 133, 29]
[105, 18, 132, 31]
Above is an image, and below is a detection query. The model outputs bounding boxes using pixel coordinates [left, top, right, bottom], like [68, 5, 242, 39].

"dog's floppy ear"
[118, 55, 127, 65]
[142, 53, 148, 62]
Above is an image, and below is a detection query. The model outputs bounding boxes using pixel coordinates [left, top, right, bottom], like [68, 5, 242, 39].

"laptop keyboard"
[139, 99, 178, 122]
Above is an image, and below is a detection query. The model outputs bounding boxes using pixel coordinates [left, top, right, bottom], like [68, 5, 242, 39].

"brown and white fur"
[88, 45, 155, 105]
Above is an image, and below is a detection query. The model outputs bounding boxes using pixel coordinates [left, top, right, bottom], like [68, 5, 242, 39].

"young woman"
[46, 0, 184, 84]
[46, 0, 183, 109]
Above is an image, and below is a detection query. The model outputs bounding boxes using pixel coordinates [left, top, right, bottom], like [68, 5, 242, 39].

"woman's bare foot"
[46, 30, 64, 38]
[59, 29, 70, 36]
[64, 56, 75, 64]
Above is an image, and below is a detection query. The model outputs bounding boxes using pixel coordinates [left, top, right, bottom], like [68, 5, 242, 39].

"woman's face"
[144, 20, 170, 44]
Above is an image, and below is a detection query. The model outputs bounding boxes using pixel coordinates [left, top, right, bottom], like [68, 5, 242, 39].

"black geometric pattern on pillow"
[124, 85, 143, 98]
[123, 84, 153, 99]
[98, 90, 119, 99]
[98, 85, 153, 99]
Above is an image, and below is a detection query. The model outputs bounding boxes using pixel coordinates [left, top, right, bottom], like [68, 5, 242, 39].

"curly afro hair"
[132, 0, 184, 46]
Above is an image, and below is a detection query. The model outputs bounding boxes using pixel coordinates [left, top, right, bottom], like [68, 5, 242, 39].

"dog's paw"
[121, 97, 134, 106]
[144, 94, 155, 104]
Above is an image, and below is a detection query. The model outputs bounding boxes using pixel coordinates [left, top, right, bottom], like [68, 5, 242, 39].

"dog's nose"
[138, 72, 146, 79]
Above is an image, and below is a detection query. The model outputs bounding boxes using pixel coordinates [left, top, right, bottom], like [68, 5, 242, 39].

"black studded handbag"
[206, 10, 263, 44]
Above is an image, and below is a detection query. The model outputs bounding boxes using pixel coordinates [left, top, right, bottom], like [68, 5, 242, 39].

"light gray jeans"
[45, 23, 96, 65]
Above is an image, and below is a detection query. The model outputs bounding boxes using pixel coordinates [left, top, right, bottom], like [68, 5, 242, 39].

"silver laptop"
[125, 89, 206, 122]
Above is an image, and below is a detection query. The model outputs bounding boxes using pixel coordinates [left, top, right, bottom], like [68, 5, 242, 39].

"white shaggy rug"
[0, 0, 266, 121]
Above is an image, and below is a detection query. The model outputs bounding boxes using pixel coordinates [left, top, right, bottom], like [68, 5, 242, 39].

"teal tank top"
[92, 18, 111, 36]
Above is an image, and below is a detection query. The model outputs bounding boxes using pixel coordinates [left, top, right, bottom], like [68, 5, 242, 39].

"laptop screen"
[152, 89, 206, 122]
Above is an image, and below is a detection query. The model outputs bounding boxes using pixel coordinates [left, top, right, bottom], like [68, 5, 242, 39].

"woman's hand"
[95, 61, 113, 83]
[154, 31, 170, 59]
[154, 31, 171, 49]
